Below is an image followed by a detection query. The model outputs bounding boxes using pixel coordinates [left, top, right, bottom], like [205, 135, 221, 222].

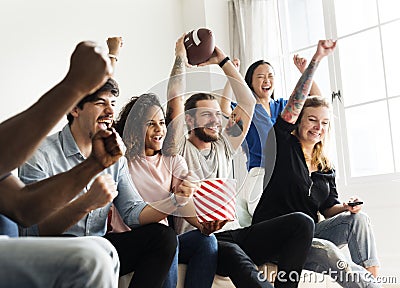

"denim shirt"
[18, 125, 147, 236]
[0, 214, 18, 237]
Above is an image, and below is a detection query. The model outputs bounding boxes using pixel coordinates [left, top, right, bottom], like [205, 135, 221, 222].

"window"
[274, 0, 400, 183]
[331, 0, 400, 181]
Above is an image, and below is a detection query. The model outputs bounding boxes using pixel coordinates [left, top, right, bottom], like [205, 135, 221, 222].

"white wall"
[0, 0, 184, 132]
[0, 0, 231, 132]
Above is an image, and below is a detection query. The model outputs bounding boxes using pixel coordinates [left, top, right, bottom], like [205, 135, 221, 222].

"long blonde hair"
[295, 96, 333, 172]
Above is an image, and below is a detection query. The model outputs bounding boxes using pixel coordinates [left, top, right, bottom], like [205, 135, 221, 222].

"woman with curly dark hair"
[112, 93, 218, 288]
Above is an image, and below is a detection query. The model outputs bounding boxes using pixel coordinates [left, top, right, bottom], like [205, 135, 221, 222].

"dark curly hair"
[114, 93, 164, 159]
[244, 60, 275, 100]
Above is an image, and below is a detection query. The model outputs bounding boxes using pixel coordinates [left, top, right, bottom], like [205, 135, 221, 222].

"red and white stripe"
[194, 178, 236, 222]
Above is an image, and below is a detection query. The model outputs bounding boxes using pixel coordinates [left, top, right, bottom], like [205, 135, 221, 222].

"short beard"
[193, 127, 219, 142]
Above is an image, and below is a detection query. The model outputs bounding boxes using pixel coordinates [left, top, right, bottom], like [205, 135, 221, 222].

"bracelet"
[169, 193, 188, 208]
[108, 54, 118, 62]
[219, 56, 230, 68]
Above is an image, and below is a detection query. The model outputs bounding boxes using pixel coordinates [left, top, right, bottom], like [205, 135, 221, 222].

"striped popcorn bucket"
[193, 178, 237, 222]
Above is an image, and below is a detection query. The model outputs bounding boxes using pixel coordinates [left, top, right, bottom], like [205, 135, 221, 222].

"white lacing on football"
[192, 29, 201, 46]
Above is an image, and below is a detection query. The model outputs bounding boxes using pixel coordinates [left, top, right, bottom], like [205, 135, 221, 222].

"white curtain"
[228, 0, 281, 75]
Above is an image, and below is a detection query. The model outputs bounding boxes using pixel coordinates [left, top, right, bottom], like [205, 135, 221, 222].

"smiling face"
[70, 92, 116, 140]
[188, 99, 222, 142]
[144, 106, 167, 156]
[251, 63, 275, 100]
[297, 106, 331, 147]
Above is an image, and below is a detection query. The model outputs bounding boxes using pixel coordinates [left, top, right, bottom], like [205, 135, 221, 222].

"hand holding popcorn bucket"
[193, 178, 237, 222]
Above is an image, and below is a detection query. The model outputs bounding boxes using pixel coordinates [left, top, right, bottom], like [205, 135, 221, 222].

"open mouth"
[262, 85, 271, 92]
[205, 125, 220, 133]
[309, 131, 321, 138]
[152, 135, 163, 142]
[98, 118, 113, 130]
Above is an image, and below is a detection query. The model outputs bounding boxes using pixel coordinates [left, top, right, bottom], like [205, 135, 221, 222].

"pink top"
[129, 154, 188, 203]
[110, 154, 188, 231]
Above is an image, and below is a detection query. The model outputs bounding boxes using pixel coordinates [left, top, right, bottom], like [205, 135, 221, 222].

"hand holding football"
[184, 28, 215, 65]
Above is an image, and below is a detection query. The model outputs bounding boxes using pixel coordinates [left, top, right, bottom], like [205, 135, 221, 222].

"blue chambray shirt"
[18, 125, 147, 236]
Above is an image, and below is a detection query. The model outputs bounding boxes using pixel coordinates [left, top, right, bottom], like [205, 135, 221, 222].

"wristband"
[169, 193, 188, 208]
[108, 54, 118, 62]
[219, 56, 230, 68]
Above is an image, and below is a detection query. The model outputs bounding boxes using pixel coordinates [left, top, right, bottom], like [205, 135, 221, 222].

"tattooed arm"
[293, 54, 322, 96]
[281, 40, 336, 124]
[163, 35, 188, 156]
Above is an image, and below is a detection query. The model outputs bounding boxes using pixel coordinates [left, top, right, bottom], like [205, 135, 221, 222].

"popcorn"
[194, 178, 236, 222]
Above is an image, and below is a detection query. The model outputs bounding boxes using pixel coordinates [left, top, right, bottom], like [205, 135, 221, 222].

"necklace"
[201, 148, 213, 160]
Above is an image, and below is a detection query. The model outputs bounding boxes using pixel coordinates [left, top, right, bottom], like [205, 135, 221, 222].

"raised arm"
[281, 40, 336, 124]
[201, 49, 255, 150]
[220, 55, 255, 150]
[2, 128, 123, 227]
[107, 36, 123, 69]
[163, 35, 188, 156]
[166, 35, 187, 124]
[293, 54, 322, 96]
[220, 58, 240, 117]
[0, 41, 112, 175]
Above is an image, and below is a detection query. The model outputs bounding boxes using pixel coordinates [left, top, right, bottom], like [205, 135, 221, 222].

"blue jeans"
[305, 238, 381, 288]
[305, 212, 381, 288]
[314, 212, 379, 268]
[163, 229, 218, 288]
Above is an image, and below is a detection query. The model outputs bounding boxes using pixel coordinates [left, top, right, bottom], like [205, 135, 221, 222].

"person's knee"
[291, 212, 315, 237]
[152, 224, 178, 256]
[88, 236, 118, 258]
[218, 241, 247, 262]
[198, 233, 218, 254]
[69, 242, 118, 285]
[351, 211, 370, 227]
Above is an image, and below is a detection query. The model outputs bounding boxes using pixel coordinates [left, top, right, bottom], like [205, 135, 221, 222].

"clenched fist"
[90, 128, 124, 169]
[64, 41, 113, 97]
[82, 174, 118, 211]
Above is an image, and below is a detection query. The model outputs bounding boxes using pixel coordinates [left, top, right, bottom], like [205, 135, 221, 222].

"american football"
[184, 28, 215, 65]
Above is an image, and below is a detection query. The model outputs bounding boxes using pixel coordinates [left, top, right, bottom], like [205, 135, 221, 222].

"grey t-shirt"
[178, 134, 234, 179]
[174, 134, 241, 234]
